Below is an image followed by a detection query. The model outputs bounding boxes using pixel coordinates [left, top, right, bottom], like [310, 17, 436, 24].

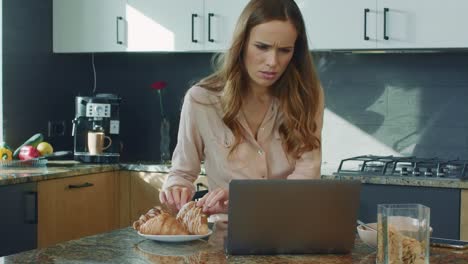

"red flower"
[151, 81, 167, 118]
[151, 81, 167, 90]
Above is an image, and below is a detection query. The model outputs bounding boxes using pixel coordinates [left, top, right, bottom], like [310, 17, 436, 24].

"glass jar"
[376, 204, 430, 264]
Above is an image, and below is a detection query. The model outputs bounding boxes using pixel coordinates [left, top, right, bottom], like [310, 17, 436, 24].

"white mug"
[87, 131, 112, 155]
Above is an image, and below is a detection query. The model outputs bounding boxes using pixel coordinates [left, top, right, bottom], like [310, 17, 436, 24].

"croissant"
[133, 202, 209, 236]
[132, 206, 159, 231]
[176, 201, 209, 235]
[133, 207, 189, 235]
[140, 213, 189, 235]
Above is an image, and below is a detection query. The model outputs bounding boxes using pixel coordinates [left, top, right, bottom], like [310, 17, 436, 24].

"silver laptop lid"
[226, 179, 362, 255]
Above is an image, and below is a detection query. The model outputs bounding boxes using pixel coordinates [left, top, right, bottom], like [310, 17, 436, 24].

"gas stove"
[334, 155, 468, 180]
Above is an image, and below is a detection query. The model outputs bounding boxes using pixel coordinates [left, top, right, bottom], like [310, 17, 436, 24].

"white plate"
[138, 230, 213, 243]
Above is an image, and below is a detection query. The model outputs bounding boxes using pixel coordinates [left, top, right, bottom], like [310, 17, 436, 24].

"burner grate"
[335, 155, 467, 180]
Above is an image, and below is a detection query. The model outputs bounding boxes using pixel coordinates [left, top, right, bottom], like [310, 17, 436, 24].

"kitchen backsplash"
[3, 0, 468, 168]
[317, 52, 468, 173]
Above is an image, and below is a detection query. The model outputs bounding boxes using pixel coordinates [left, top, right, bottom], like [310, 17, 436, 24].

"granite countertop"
[1, 161, 468, 189]
[322, 174, 468, 189]
[0, 161, 119, 186]
[123, 164, 468, 189]
[3, 222, 467, 264]
[120, 163, 206, 175]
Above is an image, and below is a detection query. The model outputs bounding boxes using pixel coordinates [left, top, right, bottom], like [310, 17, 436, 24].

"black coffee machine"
[72, 94, 121, 163]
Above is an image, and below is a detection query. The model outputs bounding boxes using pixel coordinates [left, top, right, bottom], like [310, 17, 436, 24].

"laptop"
[226, 179, 361, 255]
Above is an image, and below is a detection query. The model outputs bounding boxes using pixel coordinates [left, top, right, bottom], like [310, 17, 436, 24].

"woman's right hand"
[159, 186, 193, 210]
[196, 188, 229, 215]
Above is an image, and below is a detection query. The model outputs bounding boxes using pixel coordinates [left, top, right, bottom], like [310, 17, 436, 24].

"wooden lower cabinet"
[118, 171, 131, 228]
[37, 170, 207, 248]
[461, 189, 468, 240]
[129, 171, 166, 224]
[38, 172, 119, 248]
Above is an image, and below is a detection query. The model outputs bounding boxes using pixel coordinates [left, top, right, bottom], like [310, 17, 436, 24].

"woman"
[160, 0, 324, 215]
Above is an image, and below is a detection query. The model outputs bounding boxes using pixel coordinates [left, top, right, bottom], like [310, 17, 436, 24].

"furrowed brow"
[255, 41, 271, 47]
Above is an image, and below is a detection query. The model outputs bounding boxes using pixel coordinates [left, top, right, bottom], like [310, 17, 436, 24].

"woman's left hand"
[196, 188, 229, 215]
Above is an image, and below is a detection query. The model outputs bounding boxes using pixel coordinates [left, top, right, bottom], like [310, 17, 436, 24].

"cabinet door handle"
[116, 16, 124, 45]
[364, 8, 370, 40]
[208, 13, 215, 42]
[383, 8, 389, 40]
[68, 182, 94, 189]
[191, 14, 198, 43]
[24, 191, 37, 224]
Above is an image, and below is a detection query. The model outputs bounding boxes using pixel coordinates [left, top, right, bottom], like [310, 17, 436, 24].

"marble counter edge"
[321, 174, 468, 189]
[122, 164, 468, 189]
[119, 163, 206, 175]
[0, 165, 120, 186]
[1, 163, 467, 189]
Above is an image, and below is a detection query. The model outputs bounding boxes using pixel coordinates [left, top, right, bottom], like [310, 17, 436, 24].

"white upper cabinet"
[127, 0, 204, 51]
[298, 0, 377, 50]
[376, 0, 468, 49]
[53, 0, 247, 52]
[54, 0, 468, 52]
[53, 0, 127, 53]
[127, 0, 248, 52]
[300, 0, 468, 50]
[203, 0, 249, 51]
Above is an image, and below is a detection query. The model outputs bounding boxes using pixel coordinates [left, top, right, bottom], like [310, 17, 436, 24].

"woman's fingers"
[202, 199, 229, 214]
[179, 188, 191, 209]
[159, 191, 167, 204]
[172, 188, 181, 207]
[203, 189, 222, 207]
[161, 187, 193, 210]
[197, 188, 228, 213]
[206, 190, 225, 208]
[162, 187, 228, 215]
[196, 188, 216, 207]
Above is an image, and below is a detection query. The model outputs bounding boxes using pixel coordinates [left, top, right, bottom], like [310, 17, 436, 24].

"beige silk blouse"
[162, 85, 324, 193]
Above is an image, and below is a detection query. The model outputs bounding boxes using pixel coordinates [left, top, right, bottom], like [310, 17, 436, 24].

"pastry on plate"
[133, 201, 209, 236]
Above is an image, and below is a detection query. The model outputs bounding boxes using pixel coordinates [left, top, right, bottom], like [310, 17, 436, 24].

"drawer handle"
[208, 13, 214, 42]
[363, 8, 370, 40]
[191, 14, 198, 43]
[24, 191, 38, 224]
[68, 182, 94, 189]
[383, 8, 389, 40]
[116, 16, 124, 45]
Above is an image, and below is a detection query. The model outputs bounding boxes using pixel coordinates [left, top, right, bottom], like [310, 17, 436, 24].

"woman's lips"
[259, 71, 277, 80]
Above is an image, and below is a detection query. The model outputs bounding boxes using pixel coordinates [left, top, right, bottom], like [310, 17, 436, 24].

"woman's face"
[243, 19, 297, 91]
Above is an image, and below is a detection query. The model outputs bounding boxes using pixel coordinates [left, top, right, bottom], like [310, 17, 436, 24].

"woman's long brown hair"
[196, 0, 322, 159]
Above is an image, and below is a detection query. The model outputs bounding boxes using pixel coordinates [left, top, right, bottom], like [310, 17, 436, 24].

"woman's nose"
[265, 50, 278, 67]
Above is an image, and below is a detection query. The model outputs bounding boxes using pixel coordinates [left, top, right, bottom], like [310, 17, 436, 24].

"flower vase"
[160, 117, 171, 164]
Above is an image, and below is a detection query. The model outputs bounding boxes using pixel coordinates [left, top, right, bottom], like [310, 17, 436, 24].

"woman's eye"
[280, 48, 292, 54]
[255, 44, 268, 50]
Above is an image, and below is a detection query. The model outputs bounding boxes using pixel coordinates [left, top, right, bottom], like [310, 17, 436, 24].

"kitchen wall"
[3, 0, 213, 162]
[3, 0, 91, 155]
[317, 52, 468, 173]
[3, 0, 468, 168]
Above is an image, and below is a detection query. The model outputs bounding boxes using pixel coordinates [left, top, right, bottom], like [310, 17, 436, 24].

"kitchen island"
[1, 162, 468, 250]
[3, 222, 467, 264]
